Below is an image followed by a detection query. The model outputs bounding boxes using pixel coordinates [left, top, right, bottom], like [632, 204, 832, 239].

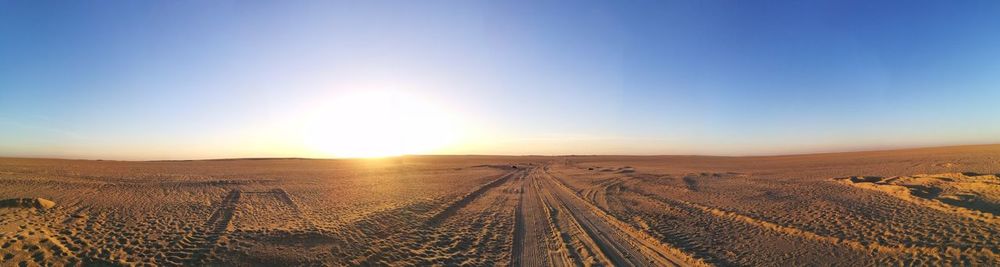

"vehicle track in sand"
[185, 188, 315, 264]
[512, 164, 704, 267]
[426, 169, 523, 226]
[512, 167, 557, 267]
[353, 168, 527, 265]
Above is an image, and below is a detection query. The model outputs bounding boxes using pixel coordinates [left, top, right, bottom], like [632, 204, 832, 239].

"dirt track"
[513, 166, 701, 266]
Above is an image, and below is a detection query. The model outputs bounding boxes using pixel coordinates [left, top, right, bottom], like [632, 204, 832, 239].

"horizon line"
[3, 143, 997, 162]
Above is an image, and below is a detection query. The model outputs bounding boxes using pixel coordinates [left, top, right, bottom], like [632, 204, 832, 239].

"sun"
[302, 91, 458, 158]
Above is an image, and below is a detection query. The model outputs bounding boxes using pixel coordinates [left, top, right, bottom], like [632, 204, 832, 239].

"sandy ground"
[1, 145, 999, 266]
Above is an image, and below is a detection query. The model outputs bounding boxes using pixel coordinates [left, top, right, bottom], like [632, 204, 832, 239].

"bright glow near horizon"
[302, 91, 460, 158]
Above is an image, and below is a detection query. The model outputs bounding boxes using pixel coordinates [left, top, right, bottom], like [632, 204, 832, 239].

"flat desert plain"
[2, 145, 1000, 266]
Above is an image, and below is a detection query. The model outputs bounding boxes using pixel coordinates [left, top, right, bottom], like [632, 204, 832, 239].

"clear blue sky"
[2, 1, 999, 159]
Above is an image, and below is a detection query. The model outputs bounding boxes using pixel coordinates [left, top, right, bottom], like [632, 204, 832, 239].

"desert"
[5, 1, 1000, 266]
[2, 145, 999, 266]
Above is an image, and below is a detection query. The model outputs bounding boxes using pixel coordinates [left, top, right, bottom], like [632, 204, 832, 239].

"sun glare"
[303, 91, 458, 158]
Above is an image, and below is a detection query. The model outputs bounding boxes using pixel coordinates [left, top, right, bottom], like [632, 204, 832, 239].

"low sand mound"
[836, 173, 1000, 220]
[0, 198, 56, 209]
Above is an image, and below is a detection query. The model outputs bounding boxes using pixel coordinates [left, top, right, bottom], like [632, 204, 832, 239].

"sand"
[1, 145, 999, 266]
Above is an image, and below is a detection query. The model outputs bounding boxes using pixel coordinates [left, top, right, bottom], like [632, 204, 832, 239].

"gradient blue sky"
[2, 1, 999, 159]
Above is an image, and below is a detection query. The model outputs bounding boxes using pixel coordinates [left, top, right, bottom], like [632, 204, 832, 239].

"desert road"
[513, 166, 701, 266]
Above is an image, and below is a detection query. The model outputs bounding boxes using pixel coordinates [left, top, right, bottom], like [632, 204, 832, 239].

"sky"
[2, 0, 1000, 159]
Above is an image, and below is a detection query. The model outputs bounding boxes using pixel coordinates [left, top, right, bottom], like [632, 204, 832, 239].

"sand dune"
[2, 145, 1000, 265]
[0, 198, 55, 210]
[836, 172, 1000, 222]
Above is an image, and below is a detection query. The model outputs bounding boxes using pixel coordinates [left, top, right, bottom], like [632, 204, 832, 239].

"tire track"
[188, 188, 313, 264]
[512, 168, 554, 267]
[205, 189, 241, 234]
[542, 170, 680, 266]
[270, 188, 301, 214]
[628, 188, 999, 260]
[178, 189, 240, 264]
[354, 168, 525, 265]
[513, 165, 705, 267]
[535, 175, 576, 267]
[426, 169, 524, 226]
[537, 173, 615, 265]
[580, 177, 623, 213]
